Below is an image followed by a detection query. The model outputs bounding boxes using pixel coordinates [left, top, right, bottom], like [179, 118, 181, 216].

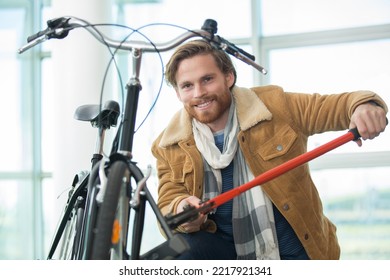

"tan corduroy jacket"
[151, 85, 388, 260]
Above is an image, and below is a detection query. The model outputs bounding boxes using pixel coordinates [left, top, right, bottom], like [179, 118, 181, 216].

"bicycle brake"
[129, 164, 152, 208]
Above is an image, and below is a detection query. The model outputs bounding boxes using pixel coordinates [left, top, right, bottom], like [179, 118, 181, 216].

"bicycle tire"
[58, 208, 78, 259]
[78, 163, 101, 259]
[90, 160, 129, 260]
[49, 173, 89, 260]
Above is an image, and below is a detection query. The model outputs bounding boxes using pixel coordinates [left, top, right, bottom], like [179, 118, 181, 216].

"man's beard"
[185, 91, 232, 125]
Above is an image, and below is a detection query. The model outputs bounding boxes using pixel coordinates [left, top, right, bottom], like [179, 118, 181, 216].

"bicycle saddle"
[74, 100, 120, 129]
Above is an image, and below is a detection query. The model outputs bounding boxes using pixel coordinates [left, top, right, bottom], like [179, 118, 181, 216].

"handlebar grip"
[27, 28, 50, 43]
[229, 41, 255, 61]
[217, 36, 255, 61]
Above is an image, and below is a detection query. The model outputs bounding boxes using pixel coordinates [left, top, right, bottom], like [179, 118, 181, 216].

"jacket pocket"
[257, 124, 298, 161]
[169, 159, 193, 183]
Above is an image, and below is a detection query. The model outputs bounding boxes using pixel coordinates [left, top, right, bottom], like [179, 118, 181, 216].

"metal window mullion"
[310, 151, 390, 170]
[0, 172, 51, 180]
[261, 24, 390, 50]
[257, 22, 390, 86]
[251, 0, 266, 86]
[26, 0, 45, 260]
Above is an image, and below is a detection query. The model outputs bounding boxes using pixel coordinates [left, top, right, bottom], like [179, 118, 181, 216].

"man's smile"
[195, 99, 213, 110]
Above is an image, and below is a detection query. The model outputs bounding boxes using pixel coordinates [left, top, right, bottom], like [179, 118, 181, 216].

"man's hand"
[349, 102, 387, 146]
[176, 196, 207, 233]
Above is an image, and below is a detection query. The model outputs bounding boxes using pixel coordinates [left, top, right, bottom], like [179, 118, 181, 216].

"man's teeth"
[197, 101, 212, 108]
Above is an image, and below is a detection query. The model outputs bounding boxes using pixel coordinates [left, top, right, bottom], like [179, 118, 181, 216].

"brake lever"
[201, 19, 267, 74]
[18, 17, 72, 54]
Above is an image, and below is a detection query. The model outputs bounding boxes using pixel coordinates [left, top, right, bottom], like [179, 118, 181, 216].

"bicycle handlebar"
[18, 16, 267, 74]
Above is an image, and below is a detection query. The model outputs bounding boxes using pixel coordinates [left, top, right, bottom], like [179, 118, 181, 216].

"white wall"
[50, 0, 113, 215]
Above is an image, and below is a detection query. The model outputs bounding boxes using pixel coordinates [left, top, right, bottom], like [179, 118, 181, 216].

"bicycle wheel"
[57, 206, 78, 259]
[90, 160, 129, 260]
[48, 172, 88, 260]
[58, 196, 85, 259]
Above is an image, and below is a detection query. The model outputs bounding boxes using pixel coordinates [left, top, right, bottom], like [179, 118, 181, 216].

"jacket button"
[304, 233, 309, 240]
[282, 203, 289, 211]
[276, 144, 283, 151]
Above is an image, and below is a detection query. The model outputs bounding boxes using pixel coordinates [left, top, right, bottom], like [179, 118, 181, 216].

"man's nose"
[194, 84, 206, 98]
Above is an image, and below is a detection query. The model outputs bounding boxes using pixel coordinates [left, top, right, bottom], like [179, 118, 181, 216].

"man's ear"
[226, 71, 235, 88]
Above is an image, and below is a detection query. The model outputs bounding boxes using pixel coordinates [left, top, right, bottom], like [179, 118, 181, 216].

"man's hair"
[165, 39, 237, 90]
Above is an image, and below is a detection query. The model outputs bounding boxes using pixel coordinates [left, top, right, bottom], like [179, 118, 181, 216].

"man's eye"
[182, 84, 191, 89]
[204, 76, 212, 82]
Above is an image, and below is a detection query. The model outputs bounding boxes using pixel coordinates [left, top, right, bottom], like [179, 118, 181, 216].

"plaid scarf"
[192, 100, 280, 260]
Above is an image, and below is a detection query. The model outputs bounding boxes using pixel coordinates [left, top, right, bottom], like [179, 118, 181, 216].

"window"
[261, 0, 390, 259]
[268, 39, 390, 153]
[261, 0, 390, 36]
[1, 0, 389, 259]
[0, 1, 42, 259]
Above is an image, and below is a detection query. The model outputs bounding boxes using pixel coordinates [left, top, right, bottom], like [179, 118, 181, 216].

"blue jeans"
[176, 231, 237, 260]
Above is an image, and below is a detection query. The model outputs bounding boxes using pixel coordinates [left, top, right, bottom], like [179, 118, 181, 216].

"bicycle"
[19, 16, 267, 260]
[20, 16, 388, 261]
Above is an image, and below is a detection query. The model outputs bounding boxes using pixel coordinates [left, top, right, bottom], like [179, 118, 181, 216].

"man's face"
[174, 54, 234, 132]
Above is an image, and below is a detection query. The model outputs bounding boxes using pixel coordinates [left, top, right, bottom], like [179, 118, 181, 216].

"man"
[151, 40, 387, 259]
